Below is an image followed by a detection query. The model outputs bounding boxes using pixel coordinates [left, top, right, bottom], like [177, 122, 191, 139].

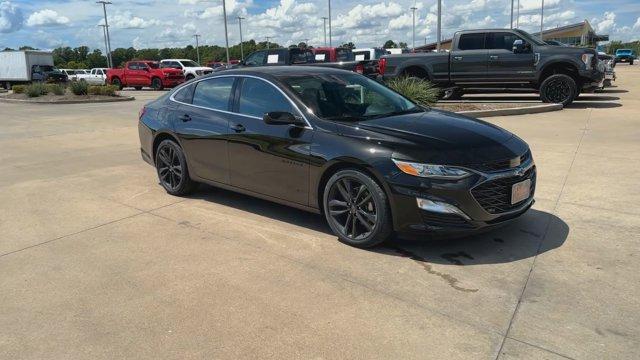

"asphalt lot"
[1, 64, 638, 359]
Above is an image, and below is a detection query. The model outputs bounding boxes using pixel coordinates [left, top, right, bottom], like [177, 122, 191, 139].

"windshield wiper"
[362, 107, 424, 120]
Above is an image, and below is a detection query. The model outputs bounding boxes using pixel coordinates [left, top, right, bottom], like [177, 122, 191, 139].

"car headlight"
[392, 159, 470, 179]
[581, 54, 594, 69]
[196, 70, 203, 75]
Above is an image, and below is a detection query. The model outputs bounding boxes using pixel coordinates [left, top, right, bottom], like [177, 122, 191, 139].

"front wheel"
[111, 78, 123, 90]
[539, 74, 577, 106]
[323, 169, 393, 248]
[155, 139, 197, 196]
[151, 77, 164, 91]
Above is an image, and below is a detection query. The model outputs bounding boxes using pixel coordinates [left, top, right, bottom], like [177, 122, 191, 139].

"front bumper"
[386, 157, 536, 238]
[162, 78, 185, 87]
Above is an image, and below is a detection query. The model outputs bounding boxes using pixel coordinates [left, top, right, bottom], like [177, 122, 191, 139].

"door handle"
[231, 123, 246, 133]
[453, 56, 463, 61]
[489, 55, 499, 60]
[179, 114, 191, 122]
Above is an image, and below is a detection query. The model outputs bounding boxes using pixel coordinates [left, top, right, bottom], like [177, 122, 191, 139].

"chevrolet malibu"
[138, 67, 536, 247]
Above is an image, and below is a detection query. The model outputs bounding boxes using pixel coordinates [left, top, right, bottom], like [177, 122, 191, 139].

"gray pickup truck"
[379, 29, 605, 106]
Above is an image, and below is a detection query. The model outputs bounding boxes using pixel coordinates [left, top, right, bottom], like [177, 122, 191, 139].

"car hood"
[160, 68, 184, 75]
[336, 109, 528, 165]
[185, 66, 213, 71]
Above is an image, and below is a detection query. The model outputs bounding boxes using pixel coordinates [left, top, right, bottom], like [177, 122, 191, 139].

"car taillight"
[379, 58, 387, 75]
[138, 106, 146, 120]
[354, 63, 364, 74]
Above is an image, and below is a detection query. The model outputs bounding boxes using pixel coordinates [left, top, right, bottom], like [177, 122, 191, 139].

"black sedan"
[138, 66, 536, 247]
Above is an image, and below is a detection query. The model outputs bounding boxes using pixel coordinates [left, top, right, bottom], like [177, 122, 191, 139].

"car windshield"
[281, 73, 422, 121]
[146, 62, 160, 69]
[513, 29, 545, 46]
[181, 60, 200, 67]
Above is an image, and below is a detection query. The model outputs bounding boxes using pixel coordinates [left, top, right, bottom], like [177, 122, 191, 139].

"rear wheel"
[631, 60, 634, 65]
[323, 169, 393, 248]
[155, 139, 197, 196]
[539, 74, 577, 106]
[151, 77, 164, 90]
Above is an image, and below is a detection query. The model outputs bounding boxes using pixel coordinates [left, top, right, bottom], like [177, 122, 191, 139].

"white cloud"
[108, 11, 161, 29]
[389, 13, 413, 30]
[633, 17, 640, 30]
[26, 9, 69, 27]
[334, 2, 403, 29]
[0, 1, 22, 33]
[594, 11, 616, 33]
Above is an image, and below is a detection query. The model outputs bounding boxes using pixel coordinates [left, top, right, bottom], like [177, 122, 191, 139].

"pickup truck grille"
[471, 166, 536, 214]
[471, 150, 531, 173]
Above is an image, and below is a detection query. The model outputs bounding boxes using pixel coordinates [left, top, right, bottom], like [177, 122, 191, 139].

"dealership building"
[416, 20, 609, 51]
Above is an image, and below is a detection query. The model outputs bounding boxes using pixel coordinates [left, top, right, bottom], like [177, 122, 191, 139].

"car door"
[172, 77, 235, 183]
[126, 62, 143, 85]
[450, 32, 488, 82]
[227, 76, 313, 205]
[486, 32, 535, 82]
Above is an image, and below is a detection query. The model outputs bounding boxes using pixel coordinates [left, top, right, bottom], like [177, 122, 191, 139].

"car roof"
[208, 66, 356, 78]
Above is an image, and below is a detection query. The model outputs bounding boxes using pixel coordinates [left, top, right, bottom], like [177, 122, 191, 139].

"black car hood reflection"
[335, 109, 528, 166]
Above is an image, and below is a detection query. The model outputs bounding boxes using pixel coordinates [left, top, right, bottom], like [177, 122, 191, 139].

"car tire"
[186, 74, 195, 81]
[539, 74, 577, 106]
[631, 60, 634, 65]
[155, 139, 197, 196]
[603, 79, 612, 87]
[151, 77, 164, 91]
[134, 86, 143, 90]
[323, 169, 393, 248]
[111, 78, 123, 90]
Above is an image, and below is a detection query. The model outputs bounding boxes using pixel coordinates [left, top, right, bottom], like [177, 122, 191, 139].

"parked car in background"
[75, 68, 108, 85]
[614, 49, 636, 64]
[60, 69, 81, 81]
[598, 52, 616, 87]
[0, 50, 67, 89]
[206, 61, 226, 70]
[385, 48, 410, 55]
[107, 61, 184, 90]
[352, 48, 389, 61]
[138, 67, 536, 248]
[379, 29, 605, 106]
[160, 59, 214, 81]
[312, 47, 354, 62]
[231, 48, 378, 77]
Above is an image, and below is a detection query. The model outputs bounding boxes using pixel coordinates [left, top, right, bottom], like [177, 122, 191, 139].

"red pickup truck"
[107, 61, 185, 90]
[312, 47, 354, 63]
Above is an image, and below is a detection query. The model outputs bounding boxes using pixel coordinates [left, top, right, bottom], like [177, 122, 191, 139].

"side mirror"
[263, 111, 302, 126]
[512, 39, 529, 53]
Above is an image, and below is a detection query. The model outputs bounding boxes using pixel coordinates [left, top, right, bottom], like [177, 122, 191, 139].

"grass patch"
[12, 85, 26, 94]
[45, 83, 65, 95]
[88, 85, 119, 96]
[26, 83, 48, 97]
[69, 80, 88, 95]
[385, 77, 440, 107]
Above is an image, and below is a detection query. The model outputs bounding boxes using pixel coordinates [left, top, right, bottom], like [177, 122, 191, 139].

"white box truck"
[0, 50, 68, 89]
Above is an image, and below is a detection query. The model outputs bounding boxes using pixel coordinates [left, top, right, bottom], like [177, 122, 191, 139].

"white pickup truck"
[75, 68, 108, 85]
[159, 59, 213, 81]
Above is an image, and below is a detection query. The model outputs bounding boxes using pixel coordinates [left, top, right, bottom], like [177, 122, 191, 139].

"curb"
[0, 95, 135, 104]
[456, 103, 563, 117]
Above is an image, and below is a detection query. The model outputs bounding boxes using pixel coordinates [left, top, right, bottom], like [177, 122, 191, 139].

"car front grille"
[421, 211, 474, 229]
[471, 166, 536, 214]
[471, 151, 531, 173]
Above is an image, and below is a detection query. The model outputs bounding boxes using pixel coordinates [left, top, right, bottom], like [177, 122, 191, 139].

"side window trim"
[169, 75, 312, 129]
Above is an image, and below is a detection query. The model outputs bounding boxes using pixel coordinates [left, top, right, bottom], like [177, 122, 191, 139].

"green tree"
[383, 40, 397, 48]
[340, 42, 355, 49]
[398, 42, 408, 49]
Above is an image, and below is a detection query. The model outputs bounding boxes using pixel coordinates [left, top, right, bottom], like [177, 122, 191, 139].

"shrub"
[88, 85, 119, 96]
[46, 83, 65, 95]
[88, 85, 102, 95]
[385, 77, 440, 106]
[26, 83, 47, 97]
[12, 85, 26, 94]
[69, 80, 88, 95]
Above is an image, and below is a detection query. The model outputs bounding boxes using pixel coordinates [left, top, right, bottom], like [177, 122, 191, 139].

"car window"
[487, 33, 523, 51]
[245, 51, 266, 66]
[353, 51, 370, 60]
[238, 78, 295, 118]
[127, 63, 139, 70]
[173, 83, 195, 104]
[192, 77, 234, 110]
[458, 33, 485, 50]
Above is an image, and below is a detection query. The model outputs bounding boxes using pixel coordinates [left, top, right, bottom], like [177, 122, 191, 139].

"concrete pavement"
[1, 65, 638, 359]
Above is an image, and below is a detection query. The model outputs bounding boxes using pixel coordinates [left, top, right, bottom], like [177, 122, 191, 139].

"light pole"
[98, 25, 110, 68]
[222, 0, 230, 65]
[436, 0, 441, 51]
[321, 17, 328, 46]
[266, 36, 272, 50]
[96, 1, 113, 68]
[516, 0, 520, 28]
[303, 38, 310, 47]
[193, 34, 201, 64]
[510, 0, 514, 29]
[327, 0, 332, 47]
[411, 6, 417, 50]
[540, 0, 545, 41]
[237, 16, 245, 60]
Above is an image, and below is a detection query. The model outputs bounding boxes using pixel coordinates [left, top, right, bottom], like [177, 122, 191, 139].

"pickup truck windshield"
[281, 73, 420, 121]
[181, 60, 200, 67]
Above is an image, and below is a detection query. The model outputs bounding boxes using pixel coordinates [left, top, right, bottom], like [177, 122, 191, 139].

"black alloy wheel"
[323, 170, 392, 248]
[540, 74, 577, 106]
[152, 77, 164, 91]
[155, 139, 196, 195]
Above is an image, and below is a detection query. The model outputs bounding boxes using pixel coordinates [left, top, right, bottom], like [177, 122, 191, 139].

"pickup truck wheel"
[134, 86, 143, 91]
[151, 77, 164, 91]
[631, 60, 634, 65]
[540, 74, 577, 106]
[111, 78, 123, 90]
[186, 74, 195, 81]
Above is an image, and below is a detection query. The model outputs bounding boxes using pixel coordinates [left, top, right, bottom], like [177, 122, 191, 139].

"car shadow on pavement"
[191, 185, 568, 266]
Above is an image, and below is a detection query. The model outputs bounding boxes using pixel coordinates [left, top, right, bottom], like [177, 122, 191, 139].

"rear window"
[192, 77, 234, 110]
[353, 51, 370, 60]
[336, 49, 354, 61]
[290, 49, 315, 64]
[458, 33, 485, 50]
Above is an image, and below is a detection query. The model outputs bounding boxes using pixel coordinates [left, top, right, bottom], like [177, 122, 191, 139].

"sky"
[1, 0, 640, 51]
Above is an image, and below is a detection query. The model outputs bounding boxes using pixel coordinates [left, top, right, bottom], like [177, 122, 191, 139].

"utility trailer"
[0, 50, 67, 89]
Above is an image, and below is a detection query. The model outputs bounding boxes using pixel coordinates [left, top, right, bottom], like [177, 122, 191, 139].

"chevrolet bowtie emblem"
[509, 157, 521, 168]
